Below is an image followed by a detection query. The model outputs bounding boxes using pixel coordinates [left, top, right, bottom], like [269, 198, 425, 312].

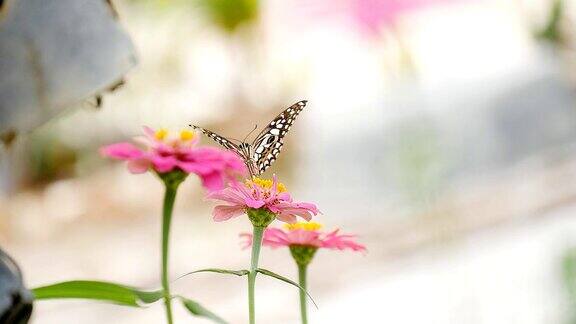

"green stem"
[248, 226, 265, 324]
[161, 184, 178, 324]
[298, 264, 308, 324]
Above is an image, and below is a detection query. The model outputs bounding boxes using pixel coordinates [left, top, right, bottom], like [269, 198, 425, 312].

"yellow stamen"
[284, 222, 322, 231]
[155, 128, 168, 140]
[247, 177, 287, 193]
[180, 130, 195, 141]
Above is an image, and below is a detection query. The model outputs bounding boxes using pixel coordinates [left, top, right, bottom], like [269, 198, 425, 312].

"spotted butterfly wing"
[251, 100, 307, 174]
[191, 125, 259, 176]
[191, 124, 261, 175]
[190, 125, 240, 152]
[191, 100, 308, 176]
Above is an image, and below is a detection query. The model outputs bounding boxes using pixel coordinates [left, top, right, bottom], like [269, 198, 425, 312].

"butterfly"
[190, 100, 308, 177]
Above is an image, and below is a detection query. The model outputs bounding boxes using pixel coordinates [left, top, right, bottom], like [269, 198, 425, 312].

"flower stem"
[298, 263, 308, 324]
[248, 225, 265, 324]
[161, 184, 178, 324]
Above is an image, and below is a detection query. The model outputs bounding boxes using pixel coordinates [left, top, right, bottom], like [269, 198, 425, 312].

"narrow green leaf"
[179, 296, 229, 324]
[256, 268, 318, 309]
[176, 268, 249, 281]
[31, 280, 162, 307]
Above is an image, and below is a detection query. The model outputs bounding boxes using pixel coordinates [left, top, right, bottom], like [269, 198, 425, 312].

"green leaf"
[32, 280, 230, 324]
[179, 296, 229, 324]
[31, 280, 163, 307]
[176, 268, 249, 281]
[256, 268, 318, 309]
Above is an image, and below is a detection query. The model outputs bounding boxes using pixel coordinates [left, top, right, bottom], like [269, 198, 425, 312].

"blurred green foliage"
[196, 0, 259, 33]
[28, 133, 77, 185]
[562, 247, 576, 323]
[536, 0, 565, 46]
[126, 0, 260, 33]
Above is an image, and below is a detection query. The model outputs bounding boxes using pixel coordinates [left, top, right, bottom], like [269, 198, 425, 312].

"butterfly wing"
[191, 125, 241, 152]
[251, 100, 307, 174]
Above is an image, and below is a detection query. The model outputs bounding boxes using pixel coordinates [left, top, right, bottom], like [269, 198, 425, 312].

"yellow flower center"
[284, 222, 322, 231]
[180, 130, 195, 141]
[154, 128, 196, 144]
[155, 128, 168, 140]
[247, 177, 287, 193]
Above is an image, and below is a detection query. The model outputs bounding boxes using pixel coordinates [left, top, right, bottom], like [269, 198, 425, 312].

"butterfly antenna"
[242, 124, 258, 143]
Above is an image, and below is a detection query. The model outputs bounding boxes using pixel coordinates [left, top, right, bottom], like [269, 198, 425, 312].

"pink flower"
[100, 127, 247, 191]
[241, 222, 366, 252]
[206, 176, 320, 223]
[304, 0, 460, 38]
[353, 0, 455, 36]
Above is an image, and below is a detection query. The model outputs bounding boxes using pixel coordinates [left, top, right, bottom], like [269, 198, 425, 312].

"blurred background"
[1, 0, 576, 322]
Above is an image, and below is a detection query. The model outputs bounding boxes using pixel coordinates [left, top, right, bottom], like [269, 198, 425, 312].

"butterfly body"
[191, 100, 308, 177]
[238, 142, 258, 176]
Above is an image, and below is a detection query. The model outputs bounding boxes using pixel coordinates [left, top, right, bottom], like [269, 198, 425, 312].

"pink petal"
[275, 214, 298, 223]
[127, 159, 151, 173]
[206, 188, 248, 205]
[245, 198, 265, 209]
[270, 174, 279, 196]
[100, 143, 144, 160]
[274, 200, 320, 221]
[277, 192, 292, 201]
[321, 230, 367, 252]
[150, 155, 178, 173]
[199, 172, 224, 191]
[143, 126, 156, 138]
[261, 228, 292, 248]
[188, 148, 246, 172]
[212, 205, 245, 222]
[294, 202, 321, 214]
[267, 205, 282, 214]
[288, 230, 323, 247]
[239, 233, 253, 249]
[178, 147, 247, 186]
[236, 182, 257, 200]
[179, 159, 215, 174]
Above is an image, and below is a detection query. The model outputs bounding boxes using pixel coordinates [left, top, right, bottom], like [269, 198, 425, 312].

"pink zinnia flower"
[349, 0, 456, 37]
[303, 0, 461, 39]
[242, 222, 366, 252]
[100, 127, 247, 191]
[207, 176, 320, 223]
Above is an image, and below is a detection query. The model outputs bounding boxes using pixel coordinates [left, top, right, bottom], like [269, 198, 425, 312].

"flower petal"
[150, 155, 178, 173]
[212, 205, 245, 222]
[143, 126, 156, 138]
[239, 233, 253, 249]
[127, 159, 151, 174]
[288, 230, 323, 247]
[321, 230, 367, 252]
[275, 213, 298, 223]
[206, 188, 247, 205]
[261, 228, 292, 248]
[274, 201, 319, 222]
[100, 143, 144, 160]
[245, 198, 265, 209]
[199, 171, 224, 191]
